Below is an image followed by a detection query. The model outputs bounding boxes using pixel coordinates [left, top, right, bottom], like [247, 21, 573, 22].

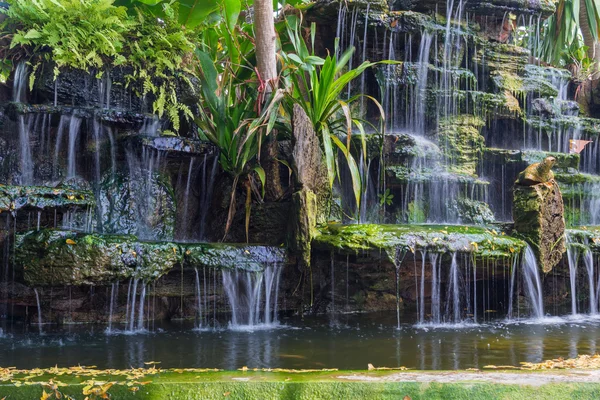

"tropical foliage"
[280, 15, 385, 213]
[540, 0, 600, 70]
[1, 0, 197, 130]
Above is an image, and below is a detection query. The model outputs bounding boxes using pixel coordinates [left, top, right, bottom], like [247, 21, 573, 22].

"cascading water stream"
[66, 116, 83, 179]
[12, 61, 27, 103]
[17, 116, 34, 185]
[521, 246, 544, 319]
[33, 288, 42, 334]
[222, 265, 282, 329]
[444, 253, 461, 323]
[566, 233, 599, 315]
[194, 268, 203, 329]
[106, 282, 118, 333]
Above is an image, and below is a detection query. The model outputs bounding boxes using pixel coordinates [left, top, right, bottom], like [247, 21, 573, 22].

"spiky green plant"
[280, 15, 387, 215]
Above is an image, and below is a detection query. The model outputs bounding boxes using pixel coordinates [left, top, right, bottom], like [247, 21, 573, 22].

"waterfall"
[410, 31, 434, 135]
[53, 115, 68, 179]
[66, 116, 83, 179]
[128, 278, 139, 331]
[194, 268, 203, 329]
[198, 155, 219, 240]
[140, 116, 160, 136]
[430, 253, 441, 324]
[566, 234, 580, 315]
[106, 282, 118, 333]
[181, 158, 195, 239]
[444, 253, 461, 323]
[507, 255, 518, 319]
[583, 249, 598, 315]
[12, 61, 27, 102]
[17, 116, 34, 185]
[521, 246, 545, 319]
[222, 265, 282, 329]
[126, 146, 164, 240]
[419, 250, 426, 323]
[137, 284, 146, 331]
[566, 233, 599, 315]
[33, 288, 42, 334]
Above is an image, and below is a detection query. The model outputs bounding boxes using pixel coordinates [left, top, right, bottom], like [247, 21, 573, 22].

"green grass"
[2, 368, 600, 399]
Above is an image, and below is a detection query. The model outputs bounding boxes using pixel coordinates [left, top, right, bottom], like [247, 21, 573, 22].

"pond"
[1, 312, 599, 370]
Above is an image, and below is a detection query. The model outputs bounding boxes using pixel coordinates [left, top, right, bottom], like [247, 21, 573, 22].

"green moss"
[566, 228, 600, 252]
[313, 224, 526, 262]
[525, 116, 600, 137]
[523, 151, 580, 171]
[555, 173, 600, 186]
[0, 185, 94, 212]
[16, 230, 287, 286]
[16, 230, 180, 286]
[2, 368, 600, 400]
[184, 244, 287, 273]
[438, 115, 485, 176]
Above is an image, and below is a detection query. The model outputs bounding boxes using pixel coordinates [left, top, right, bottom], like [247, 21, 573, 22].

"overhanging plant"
[279, 15, 389, 217]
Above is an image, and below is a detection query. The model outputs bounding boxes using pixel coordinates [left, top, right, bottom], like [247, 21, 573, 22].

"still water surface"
[1, 313, 599, 370]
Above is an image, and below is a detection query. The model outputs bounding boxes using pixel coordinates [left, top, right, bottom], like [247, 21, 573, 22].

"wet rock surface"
[16, 229, 288, 286]
[513, 179, 566, 273]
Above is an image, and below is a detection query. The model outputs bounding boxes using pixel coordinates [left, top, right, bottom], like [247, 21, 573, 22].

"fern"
[2, 0, 197, 132]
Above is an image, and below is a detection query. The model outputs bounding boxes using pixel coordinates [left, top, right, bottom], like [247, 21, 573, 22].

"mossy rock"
[438, 115, 485, 177]
[0, 185, 94, 212]
[513, 180, 566, 273]
[466, 0, 556, 17]
[16, 230, 288, 286]
[448, 198, 496, 225]
[16, 230, 181, 286]
[183, 243, 287, 272]
[98, 172, 175, 240]
[313, 224, 527, 263]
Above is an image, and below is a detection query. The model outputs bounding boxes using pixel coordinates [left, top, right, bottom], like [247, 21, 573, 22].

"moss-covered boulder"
[438, 115, 485, 176]
[466, 0, 556, 17]
[16, 230, 288, 286]
[0, 185, 94, 212]
[16, 230, 181, 286]
[513, 180, 566, 273]
[448, 198, 495, 225]
[183, 243, 287, 272]
[98, 172, 175, 240]
[313, 224, 527, 263]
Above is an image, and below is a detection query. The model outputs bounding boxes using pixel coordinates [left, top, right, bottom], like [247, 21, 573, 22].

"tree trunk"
[255, 0, 278, 86]
[254, 0, 284, 201]
[579, 0, 600, 72]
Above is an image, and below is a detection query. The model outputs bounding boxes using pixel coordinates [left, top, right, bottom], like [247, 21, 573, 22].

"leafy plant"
[121, 3, 196, 130]
[4, 0, 132, 71]
[194, 10, 283, 241]
[540, 0, 600, 69]
[1, 0, 197, 130]
[378, 188, 394, 206]
[280, 15, 387, 215]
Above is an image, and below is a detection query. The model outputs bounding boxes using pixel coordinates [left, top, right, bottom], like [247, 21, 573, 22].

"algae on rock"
[438, 115, 485, 176]
[513, 180, 566, 273]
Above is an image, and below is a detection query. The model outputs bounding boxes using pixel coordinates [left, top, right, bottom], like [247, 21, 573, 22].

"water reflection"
[1, 313, 600, 370]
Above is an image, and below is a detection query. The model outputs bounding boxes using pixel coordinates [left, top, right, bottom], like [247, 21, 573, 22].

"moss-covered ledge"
[183, 243, 287, 273]
[313, 224, 527, 263]
[0, 185, 94, 212]
[16, 230, 288, 286]
[566, 227, 600, 252]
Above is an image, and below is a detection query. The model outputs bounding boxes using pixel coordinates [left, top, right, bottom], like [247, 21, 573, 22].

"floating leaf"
[66, 239, 76, 245]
